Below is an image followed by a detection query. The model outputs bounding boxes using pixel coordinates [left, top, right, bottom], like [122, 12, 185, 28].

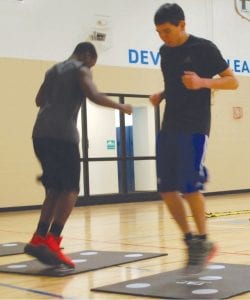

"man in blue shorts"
[150, 3, 238, 274]
[25, 42, 132, 268]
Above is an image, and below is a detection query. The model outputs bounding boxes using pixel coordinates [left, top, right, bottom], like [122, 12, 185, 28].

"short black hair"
[73, 42, 97, 58]
[154, 3, 185, 26]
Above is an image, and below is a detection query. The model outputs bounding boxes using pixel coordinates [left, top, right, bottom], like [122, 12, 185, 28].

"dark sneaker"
[43, 233, 75, 268]
[24, 233, 57, 266]
[24, 233, 44, 256]
[184, 238, 218, 275]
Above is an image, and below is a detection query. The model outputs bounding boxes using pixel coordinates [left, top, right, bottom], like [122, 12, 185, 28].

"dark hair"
[73, 42, 97, 58]
[154, 3, 185, 26]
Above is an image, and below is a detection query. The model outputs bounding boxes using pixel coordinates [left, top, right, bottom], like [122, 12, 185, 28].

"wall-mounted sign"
[107, 139, 116, 150]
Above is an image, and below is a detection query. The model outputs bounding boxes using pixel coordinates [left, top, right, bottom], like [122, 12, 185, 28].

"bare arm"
[79, 66, 132, 114]
[182, 67, 239, 90]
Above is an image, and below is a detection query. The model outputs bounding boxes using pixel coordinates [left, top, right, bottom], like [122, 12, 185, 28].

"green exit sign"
[107, 140, 116, 150]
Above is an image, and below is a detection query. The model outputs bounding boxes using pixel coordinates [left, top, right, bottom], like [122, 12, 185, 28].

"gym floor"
[0, 193, 249, 299]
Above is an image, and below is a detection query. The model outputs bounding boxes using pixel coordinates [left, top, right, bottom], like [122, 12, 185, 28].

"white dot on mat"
[7, 264, 27, 269]
[80, 251, 98, 256]
[192, 289, 218, 295]
[72, 259, 87, 263]
[199, 276, 223, 281]
[207, 264, 226, 270]
[126, 283, 151, 289]
[2, 243, 18, 247]
[124, 253, 143, 258]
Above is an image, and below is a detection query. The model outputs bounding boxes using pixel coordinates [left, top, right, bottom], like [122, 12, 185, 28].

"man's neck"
[177, 32, 189, 46]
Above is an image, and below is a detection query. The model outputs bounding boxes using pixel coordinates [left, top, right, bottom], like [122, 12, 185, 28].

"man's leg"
[25, 190, 78, 268]
[24, 190, 58, 253]
[24, 189, 60, 264]
[183, 191, 206, 235]
[35, 189, 60, 236]
[161, 191, 192, 235]
[42, 190, 78, 268]
[49, 191, 78, 237]
[42, 139, 80, 267]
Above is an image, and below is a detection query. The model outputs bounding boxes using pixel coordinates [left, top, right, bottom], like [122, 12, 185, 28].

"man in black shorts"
[150, 3, 238, 274]
[25, 42, 132, 268]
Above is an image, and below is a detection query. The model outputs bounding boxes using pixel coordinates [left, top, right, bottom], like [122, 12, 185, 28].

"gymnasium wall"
[0, 0, 249, 208]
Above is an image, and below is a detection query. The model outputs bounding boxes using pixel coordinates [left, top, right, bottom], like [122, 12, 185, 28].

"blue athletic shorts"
[156, 131, 208, 193]
[33, 137, 80, 192]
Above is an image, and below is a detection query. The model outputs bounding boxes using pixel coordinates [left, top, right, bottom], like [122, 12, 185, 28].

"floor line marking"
[0, 282, 72, 299]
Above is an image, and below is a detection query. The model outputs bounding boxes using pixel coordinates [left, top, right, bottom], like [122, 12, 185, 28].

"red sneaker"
[24, 233, 56, 266]
[43, 233, 75, 268]
[24, 233, 44, 256]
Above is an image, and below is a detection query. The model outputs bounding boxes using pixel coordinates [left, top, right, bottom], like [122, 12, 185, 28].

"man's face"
[156, 20, 185, 47]
[85, 55, 97, 68]
[80, 53, 97, 68]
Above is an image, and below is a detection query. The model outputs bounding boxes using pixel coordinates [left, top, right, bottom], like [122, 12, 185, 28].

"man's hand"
[182, 71, 204, 90]
[120, 104, 133, 115]
[149, 92, 164, 106]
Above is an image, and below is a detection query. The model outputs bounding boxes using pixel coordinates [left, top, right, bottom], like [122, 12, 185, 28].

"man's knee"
[160, 191, 179, 203]
[183, 191, 203, 202]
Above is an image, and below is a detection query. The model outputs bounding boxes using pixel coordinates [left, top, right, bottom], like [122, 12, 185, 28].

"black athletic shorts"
[33, 137, 80, 192]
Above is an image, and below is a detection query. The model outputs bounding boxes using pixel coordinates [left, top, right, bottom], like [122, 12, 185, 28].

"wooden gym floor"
[0, 193, 249, 299]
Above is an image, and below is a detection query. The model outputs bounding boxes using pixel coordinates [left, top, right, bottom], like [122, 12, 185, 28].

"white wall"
[1, 0, 249, 74]
[0, 0, 250, 205]
[0, 0, 240, 67]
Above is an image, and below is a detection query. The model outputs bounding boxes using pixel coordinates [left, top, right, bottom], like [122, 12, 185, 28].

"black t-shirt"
[32, 59, 85, 143]
[160, 35, 228, 135]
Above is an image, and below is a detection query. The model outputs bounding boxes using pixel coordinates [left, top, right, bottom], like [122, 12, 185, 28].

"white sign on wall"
[234, 0, 250, 21]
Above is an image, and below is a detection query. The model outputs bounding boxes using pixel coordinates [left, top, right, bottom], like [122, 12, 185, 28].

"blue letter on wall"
[150, 51, 160, 65]
[242, 60, 250, 73]
[234, 59, 241, 73]
[129, 49, 139, 64]
[141, 50, 149, 64]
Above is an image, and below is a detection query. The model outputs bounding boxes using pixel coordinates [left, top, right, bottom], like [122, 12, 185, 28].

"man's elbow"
[35, 96, 43, 107]
[87, 92, 102, 105]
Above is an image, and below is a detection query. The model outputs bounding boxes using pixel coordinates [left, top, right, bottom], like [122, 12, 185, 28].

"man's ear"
[179, 20, 186, 30]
